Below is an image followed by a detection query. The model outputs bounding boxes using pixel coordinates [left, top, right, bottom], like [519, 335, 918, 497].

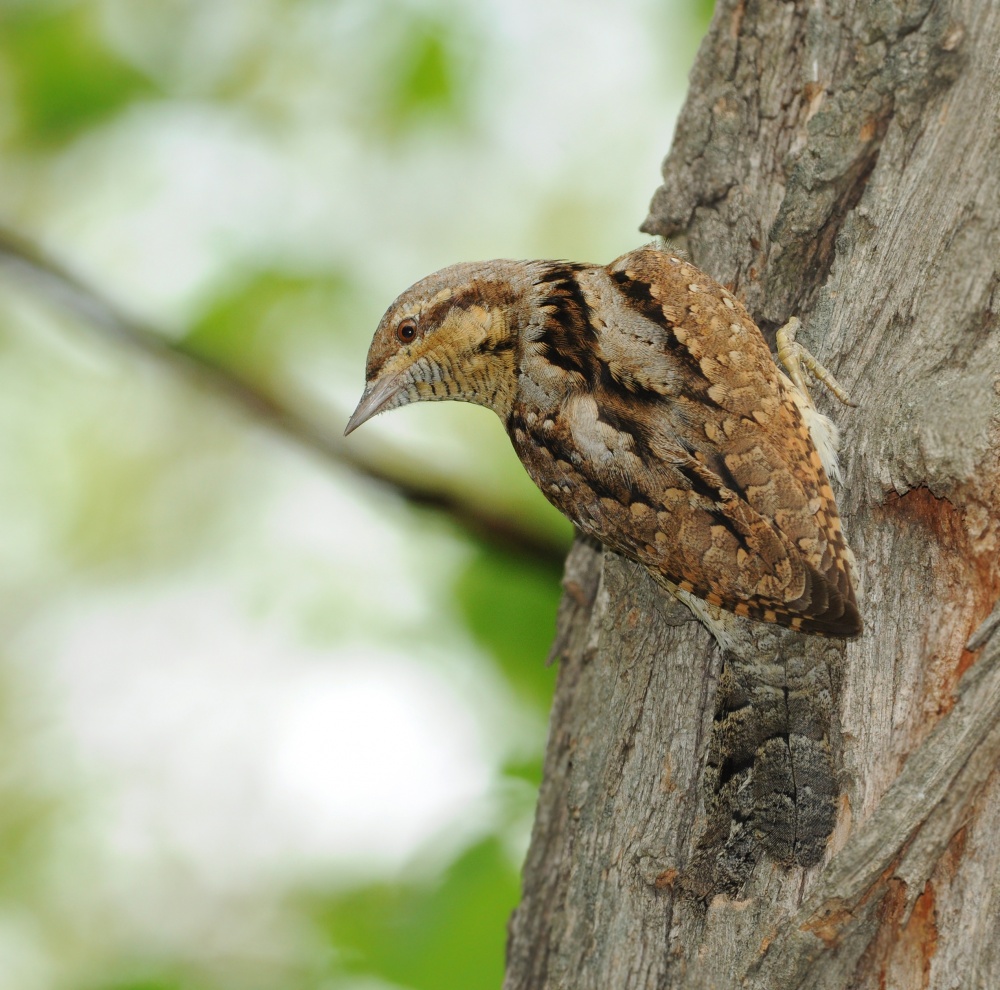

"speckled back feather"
[348, 246, 861, 637]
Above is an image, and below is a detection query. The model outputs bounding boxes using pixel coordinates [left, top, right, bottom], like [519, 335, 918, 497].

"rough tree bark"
[504, 1, 1000, 987]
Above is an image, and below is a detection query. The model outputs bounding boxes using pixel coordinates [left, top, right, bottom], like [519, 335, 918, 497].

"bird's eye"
[396, 319, 417, 343]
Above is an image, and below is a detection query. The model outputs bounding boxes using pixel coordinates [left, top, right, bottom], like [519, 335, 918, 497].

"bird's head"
[345, 261, 530, 436]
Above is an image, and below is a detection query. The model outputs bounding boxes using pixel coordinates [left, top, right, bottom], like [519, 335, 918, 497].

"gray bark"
[504, 0, 1000, 987]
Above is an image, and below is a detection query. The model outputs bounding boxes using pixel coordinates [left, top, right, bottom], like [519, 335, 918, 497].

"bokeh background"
[0, 1, 710, 987]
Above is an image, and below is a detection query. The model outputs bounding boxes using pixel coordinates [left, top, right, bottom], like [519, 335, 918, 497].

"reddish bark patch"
[728, 0, 745, 41]
[802, 857, 902, 949]
[660, 754, 677, 793]
[803, 905, 855, 948]
[848, 877, 938, 990]
[859, 117, 879, 142]
[879, 484, 1000, 707]
[654, 868, 678, 889]
[870, 882, 908, 989]
[879, 881, 939, 990]
[937, 824, 968, 881]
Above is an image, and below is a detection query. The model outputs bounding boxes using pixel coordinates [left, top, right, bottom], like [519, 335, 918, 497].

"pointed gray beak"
[344, 374, 405, 436]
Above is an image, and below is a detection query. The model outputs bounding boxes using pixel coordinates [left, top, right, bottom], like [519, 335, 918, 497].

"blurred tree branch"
[0, 223, 568, 568]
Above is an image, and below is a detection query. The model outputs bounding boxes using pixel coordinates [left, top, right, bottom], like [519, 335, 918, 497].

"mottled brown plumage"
[347, 246, 861, 638]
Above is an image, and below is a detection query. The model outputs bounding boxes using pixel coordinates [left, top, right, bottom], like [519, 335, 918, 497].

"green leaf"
[314, 838, 520, 990]
[695, 0, 717, 29]
[0, 5, 156, 145]
[453, 542, 562, 712]
[379, 17, 471, 134]
[182, 271, 350, 385]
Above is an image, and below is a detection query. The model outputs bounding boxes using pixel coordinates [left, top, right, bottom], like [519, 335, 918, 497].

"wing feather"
[511, 248, 860, 637]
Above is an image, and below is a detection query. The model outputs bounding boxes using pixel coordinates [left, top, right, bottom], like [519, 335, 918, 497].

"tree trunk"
[504, 0, 1000, 987]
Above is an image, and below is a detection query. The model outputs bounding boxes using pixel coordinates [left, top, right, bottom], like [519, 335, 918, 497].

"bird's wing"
[513, 247, 860, 636]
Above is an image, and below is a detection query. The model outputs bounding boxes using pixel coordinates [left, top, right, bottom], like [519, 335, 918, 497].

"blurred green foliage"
[0, 0, 713, 988]
[696, 0, 717, 27]
[380, 16, 471, 134]
[314, 838, 519, 990]
[0, 4, 156, 145]
[183, 271, 352, 383]
[454, 543, 564, 791]
[455, 544, 563, 713]
[86, 975, 204, 990]
[0, 678, 58, 899]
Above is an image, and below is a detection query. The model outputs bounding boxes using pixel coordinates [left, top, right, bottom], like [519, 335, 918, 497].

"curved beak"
[344, 373, 405, 436]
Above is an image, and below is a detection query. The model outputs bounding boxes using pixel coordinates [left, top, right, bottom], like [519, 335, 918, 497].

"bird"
[345, 245, 861, 639]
